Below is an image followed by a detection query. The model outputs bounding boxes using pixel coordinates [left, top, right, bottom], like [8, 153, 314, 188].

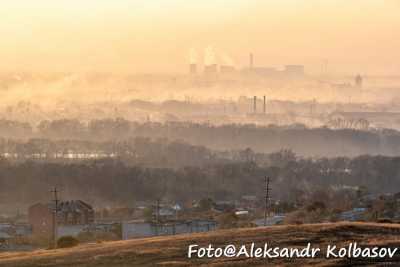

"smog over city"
[1, 1, 400, 266]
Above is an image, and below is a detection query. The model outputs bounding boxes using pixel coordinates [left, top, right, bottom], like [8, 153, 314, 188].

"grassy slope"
[1, 222, 400, 267]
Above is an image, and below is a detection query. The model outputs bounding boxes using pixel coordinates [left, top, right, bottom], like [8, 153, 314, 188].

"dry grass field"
[1, 222, 400, 266]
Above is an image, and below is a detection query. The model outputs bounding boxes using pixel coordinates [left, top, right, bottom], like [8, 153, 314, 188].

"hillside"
[1, 222, 400, 266]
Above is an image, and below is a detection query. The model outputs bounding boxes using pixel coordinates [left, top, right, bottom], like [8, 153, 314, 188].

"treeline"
[0, 138, 221, 169]
[2, 118, 400, 157]
[1, 152, 400, 208]
[0, 137, 306, 169]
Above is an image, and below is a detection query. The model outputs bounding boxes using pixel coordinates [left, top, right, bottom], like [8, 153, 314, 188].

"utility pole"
[263, 96, 266, 114]
[50, 187, 60, 248]
[156, 199, 160, 224]
[154, 199, 161, 236]
[264, 176, 271, 227]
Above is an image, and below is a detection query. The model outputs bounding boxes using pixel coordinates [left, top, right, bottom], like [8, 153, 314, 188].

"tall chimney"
[250, 53, 254, 69]
[263, 96, 266, 114]
[253, 96, 257, 113]
[189, 64, 197, 75]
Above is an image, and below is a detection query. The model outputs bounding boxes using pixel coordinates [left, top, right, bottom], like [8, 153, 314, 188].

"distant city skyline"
[0, 0, 399, 75]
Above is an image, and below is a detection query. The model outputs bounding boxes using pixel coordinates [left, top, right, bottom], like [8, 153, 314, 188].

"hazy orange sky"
[0, 0, 399, 75]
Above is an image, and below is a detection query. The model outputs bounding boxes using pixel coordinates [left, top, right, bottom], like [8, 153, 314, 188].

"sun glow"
[0, 0, 398, 74]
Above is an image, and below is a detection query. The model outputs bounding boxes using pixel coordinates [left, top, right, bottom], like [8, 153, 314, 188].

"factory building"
[284, 65, 305, 76]
[220, 65, 236, 74]
[204, 64, 218, 75]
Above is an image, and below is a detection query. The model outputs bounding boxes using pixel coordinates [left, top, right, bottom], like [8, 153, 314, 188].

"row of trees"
[0, 137, 219, 169]
[1, 152, 400, 208]
[1, 118, 400, 157]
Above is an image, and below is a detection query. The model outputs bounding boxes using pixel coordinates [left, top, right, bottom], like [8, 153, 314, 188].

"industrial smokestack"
[253, 96, 257, 113]
[355, 74, 363, 88]
[250, 53, 254, 69]
[189, 64, 197, 75]
[263, 96, 266, 114]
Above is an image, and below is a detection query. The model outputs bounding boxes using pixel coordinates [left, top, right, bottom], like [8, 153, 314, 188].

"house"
[150, 202, 185, 222]
[57, 225, 86, 238]
[122, 219, 217, 240]
[212, 201, 235, 213]
[153, 207, 176, 221]
[28, 203, 53, 237]
[338, 208, 366, 222]
[0, 232, 11, 249]
[239, 195, 258, 210]
[0, 223, 32, 249]
[235, 210, 249, 217]
[57, 200, 94, 225]
[0, 224, 13, 244]
[28, 200, 94, 237]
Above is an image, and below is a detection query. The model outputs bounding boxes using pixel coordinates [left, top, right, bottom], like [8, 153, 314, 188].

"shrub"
[377, 218, 393, 224]
[198, 198, 214, 212]
[28, 234, 52, 247]
[217, 212, 238, 229]
[306, 201, 326, 212]
[57, 236, 79, 248]
[77, 231, 95, 242]
[77, 230, 119, 243]
[111, 223, 122, 239]
[143, 207, 154, 222]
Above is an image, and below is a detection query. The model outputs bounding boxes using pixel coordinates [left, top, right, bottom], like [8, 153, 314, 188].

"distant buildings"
[250, 67, 279, 76]
[220, 65, 236, 74]
[245, 63, 305, 78]
[253, 215, 285, 227]
[203, 64, 218, 75]
[153, 207, 176, 221]
[28, 200, 94, 237]
[338, 208, 366, 222]
[122, 219, 217, 240]
[28, 203, 53, 237]
[284, 65, 305, 77]
[188, 51, 305, 79]
[189, 63, 305, 78]
[58, 200, 94, 225]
